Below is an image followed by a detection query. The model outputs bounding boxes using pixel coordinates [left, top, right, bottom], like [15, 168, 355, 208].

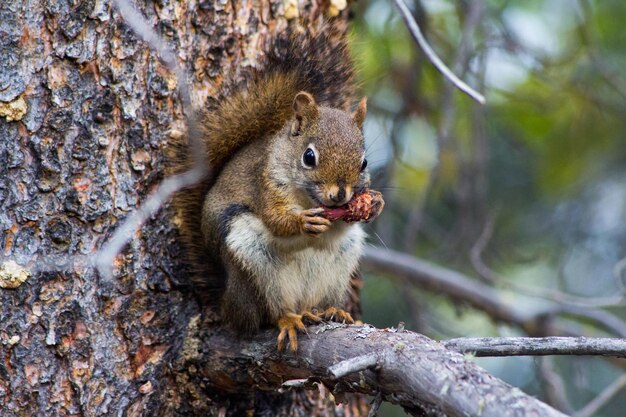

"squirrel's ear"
[353, 97, 367, 130]
[292, 91, 318, 136]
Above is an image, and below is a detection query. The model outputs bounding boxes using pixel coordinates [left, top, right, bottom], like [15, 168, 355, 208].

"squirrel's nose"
[329, 186, 346, 204]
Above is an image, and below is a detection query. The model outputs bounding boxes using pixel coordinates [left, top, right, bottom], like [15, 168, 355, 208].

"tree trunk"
[0, 1, 366, 415]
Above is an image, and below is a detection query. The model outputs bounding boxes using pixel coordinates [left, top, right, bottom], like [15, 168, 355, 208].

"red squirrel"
[169, 27, 384, 352]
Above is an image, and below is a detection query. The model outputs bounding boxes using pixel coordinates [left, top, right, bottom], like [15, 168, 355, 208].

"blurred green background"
[351, 1, 626, 415]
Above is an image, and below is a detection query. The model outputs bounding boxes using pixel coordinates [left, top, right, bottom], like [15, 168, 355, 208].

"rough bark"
[0, 1, 366, 415]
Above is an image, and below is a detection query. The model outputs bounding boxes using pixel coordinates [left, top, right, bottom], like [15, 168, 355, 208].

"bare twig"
[392, 0, 486, 104]
[509, 283, 625, 309]
[443, 336, 626, 358]
[613, 255, 626, 289]
[362, 246, 534, 325]
[367, 391, 383, 417]
[96, 0, 207, 281]
[402, 1, 486, 252]
[573, 374, 626, 417]
[470, 215, 626, 308]
[469, 210, 498, 284]
[112, 0, 192, 111]
[538, 357, 574, 414]
[362, 246, 626, 338]
[95, 168, 205, 281]
[554, 305, 626, 338]
[328, 353, 379, 379]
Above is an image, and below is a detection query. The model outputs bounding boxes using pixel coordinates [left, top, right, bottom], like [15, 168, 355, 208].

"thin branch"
[392, 0, 486, 104]
[367, 391, 383, 417]
[573, 374, 626, 417]
[471, 215, 626, 308]
[554, 305, 626, 338]
[613, 255, 626, 289]
[443, 336, 626, 358]
[362, 246, 534, 325]
[469, 210, 498, 284]
[510, 283, 625, 309]
[538, 357, 574, 414]
[362, 246, 626, 338]
[328, 353, 379, 379]
[96, 0, 208, 281]
[95, 167, 205, 281]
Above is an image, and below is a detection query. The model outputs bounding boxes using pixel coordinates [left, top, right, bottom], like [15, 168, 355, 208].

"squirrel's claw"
[318, 307, 354, 324]
[304, 223, 330, 235]
[277, 311, 322, 352]
[301, 310, 323, 324]
[301, 208, 331, 236]
[277, 313, 308, 352]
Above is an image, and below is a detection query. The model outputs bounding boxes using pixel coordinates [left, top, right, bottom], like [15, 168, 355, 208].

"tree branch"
[362, 246, 532, 325]
[95, 167, 205, 281]
[392, 0, 486, 104]
[96, 0, 207, 281]
[443, 336, 626, 358]
[471, 212, 626, 308]
[367, 391, 383, 417]
[186, 322, 566, 417]
[573, 374, 626, 417]
[538, 357, 574, 414]
[362, 247, 626, 338]
[327, 352, 379, 378]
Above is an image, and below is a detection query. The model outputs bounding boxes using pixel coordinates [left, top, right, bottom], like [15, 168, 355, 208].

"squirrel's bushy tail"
[169, 25, 357, 292]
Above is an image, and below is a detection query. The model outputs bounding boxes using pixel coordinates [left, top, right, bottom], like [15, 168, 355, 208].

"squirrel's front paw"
[300, 208, 331, 236]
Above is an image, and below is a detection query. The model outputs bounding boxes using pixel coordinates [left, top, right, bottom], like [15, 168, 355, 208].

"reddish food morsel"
[321, 189, 383, 223]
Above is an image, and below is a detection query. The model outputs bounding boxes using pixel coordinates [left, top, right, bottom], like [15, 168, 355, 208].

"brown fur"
[200, 94, 371, 336]
[168, 24, 381, 348]
[168, 26, 357, 293]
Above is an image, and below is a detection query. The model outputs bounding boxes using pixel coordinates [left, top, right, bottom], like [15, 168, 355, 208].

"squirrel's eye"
[302, 148, 317, 168]
[360, 158, 368, 172]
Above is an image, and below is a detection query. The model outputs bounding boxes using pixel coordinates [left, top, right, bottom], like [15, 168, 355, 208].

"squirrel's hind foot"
[277, 311, 322, 352]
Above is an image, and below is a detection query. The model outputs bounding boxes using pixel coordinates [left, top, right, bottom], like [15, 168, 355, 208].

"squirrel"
[169, 26, 385, 352]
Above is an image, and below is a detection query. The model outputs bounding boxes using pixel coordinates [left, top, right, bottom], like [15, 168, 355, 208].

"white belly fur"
[225, 214, 365, 318]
